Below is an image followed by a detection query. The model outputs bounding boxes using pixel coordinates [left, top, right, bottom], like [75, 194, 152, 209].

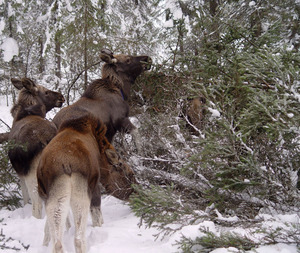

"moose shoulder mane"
[11, 89, 39, 119]
[101, 64, 125, 90]
[59, 113, 113, 153]
[82, 78, 121, 99]
[59, 114, 95, 134]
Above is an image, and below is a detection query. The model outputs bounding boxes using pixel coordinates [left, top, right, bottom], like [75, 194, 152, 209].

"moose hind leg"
[24, 164, 43, 219]
[46, 175, 71, 253]
[90, 184, 103, 227]
[90, 206, 104, 227]
[43, 219, 51, 246]
[19, 176, 30, 205]
[71, 174, 90, 253]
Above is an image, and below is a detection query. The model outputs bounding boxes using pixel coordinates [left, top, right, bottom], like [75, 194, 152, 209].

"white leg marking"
[46, 174, 72, 253]
[43, 219, 51, 246]
[70, 174, 90, 253]
[19, 176, 30, 205]
[24, 154, 43, 219]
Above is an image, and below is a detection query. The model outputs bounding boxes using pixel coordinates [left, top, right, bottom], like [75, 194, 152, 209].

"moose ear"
[105, 149, 119, 165]
[11, 78, 37, 94]
[100, 49, 117, 64]
[11, 78, 24, 90]
[21, 78, 37, 92]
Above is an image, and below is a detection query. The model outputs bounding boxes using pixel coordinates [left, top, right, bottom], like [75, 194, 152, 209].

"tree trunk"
[53, 0, 61, 88]
[55, 32, 61, 81]
[83, 2, 88, 90]
[39, 36, 45, 74]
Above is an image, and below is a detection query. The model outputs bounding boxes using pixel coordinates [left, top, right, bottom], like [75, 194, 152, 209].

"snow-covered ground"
[0, 197, 177, 253]
[0, 95, 299, 253]
[0, 198, 299, 253]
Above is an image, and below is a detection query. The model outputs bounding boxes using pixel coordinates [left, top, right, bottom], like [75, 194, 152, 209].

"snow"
[208, 107, 221, 118]
[250, 244, 298, 253]
[0, 37, 19, 62]
[0, 95, 13, 132]
[1, 200, 298, 253]
[16, 25, 24, 34]
[164, 0, 183, 26]
[0, 95, 299, 253]
[0, 197, 176, 253]
[164, 19, 173, 28]
[249, 1, 256, 7]
[7, 3, 14, 18]
[65, 0, 73, 12]
[0, 19, 5, 35]
[36, 14, 49, 23]
[1, 198, 298, 253]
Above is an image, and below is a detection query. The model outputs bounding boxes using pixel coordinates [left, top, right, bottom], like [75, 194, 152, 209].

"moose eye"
[126, 59, 131, 64]
[113, 164, 120, 171]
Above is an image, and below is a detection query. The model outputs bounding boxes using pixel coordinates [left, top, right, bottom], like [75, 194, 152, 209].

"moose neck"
[117, 72, 136, 101]
[102, 65, 137, 101]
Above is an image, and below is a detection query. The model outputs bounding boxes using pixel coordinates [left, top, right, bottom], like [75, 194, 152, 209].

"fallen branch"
[137, 166, 212, 194]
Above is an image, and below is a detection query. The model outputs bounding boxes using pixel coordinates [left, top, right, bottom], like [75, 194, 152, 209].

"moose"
[37, 112, 136, 253]
[0, 132, 9, 143]
[53, 49, 152, 146]
[7, 78, 65, 218]
[184, 95, 206, 134]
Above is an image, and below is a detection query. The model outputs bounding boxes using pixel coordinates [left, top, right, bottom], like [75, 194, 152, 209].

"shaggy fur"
[37, 113, 136, 253]
[53, 50, 151, 143]
[186, 96, 206, 133]
[7, 77, 64, 218]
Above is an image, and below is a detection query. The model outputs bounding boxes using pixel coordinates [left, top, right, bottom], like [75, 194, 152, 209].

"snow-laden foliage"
[0, 0, 299, 252]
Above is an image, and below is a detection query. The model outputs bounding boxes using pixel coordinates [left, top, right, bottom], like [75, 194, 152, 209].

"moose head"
[11, 78, 65, 121]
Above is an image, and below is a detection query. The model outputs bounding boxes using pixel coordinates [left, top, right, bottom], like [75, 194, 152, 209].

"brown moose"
[7, 78, 64, 218]
[37, 112, 136, 253]
[53, 49, 151, 147]
[185, 95, 206, 134]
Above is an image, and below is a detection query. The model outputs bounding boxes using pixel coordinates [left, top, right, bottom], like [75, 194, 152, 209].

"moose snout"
[141, 56, 152, 71]
[56, 95, 65, 107]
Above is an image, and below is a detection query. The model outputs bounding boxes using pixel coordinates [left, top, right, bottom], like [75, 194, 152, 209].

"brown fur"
[38, 114, 136, 253]
[8, 78, 65, 176]
[0, 132, 9, 144]
[37, 113, 136, 201]
[186, 96, 206, 132]
[9, 116, 58, 176]
[53, 50, 151, 142]
[10, 78, 64, 123]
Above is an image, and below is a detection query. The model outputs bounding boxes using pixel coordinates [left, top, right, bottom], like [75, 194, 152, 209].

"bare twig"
[0, 119, 10, 130]
[66, 60, 101, 104]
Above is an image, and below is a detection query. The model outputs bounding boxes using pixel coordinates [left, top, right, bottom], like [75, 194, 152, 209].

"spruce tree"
[129, 0, 300, 250]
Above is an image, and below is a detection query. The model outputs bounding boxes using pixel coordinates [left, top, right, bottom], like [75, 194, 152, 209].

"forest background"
[0, 0, 299, 252]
